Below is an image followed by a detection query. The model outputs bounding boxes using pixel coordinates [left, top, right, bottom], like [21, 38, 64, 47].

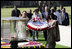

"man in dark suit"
[11, 5, 21, 32]
[27, 9, 33, 20]
[58, 5, 64, 13]
[61, 8, 69, 26]
[11, 5, 21, 17]
[42, 6, 51, 41]
[41, 7, 45, 19]
[27, 9, 33, 37]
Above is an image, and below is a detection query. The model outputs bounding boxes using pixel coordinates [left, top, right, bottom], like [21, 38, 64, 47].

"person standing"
[53, 6, 62, 25]
[11, 5, 21, 17]
[16, 11, 28, 40]
[32, 9, 41, 41]
[27, 9, 33, 37]
[58, 5, 64, 24]
[42, 6, 51, 41]
[50, 9, 57, 20]
[27, 9, 33, 20]
[61, 8, 69, 26]
[11, 5, 21, 32]
[42, 6, 51, 21]
[58, 5, 64, 13]
[46, 13, 60, 48]
[41, 7, 45, 19]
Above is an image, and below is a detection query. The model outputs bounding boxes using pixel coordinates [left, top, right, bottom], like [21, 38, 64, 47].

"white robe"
[16, 21, 27, 40]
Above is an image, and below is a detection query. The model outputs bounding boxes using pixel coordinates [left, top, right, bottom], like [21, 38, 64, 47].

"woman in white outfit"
[16, 11, 28, 40]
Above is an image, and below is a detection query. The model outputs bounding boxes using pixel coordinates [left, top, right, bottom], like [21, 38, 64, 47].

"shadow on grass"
[34, 38, 46, 41]
[34, 39, 46, 41]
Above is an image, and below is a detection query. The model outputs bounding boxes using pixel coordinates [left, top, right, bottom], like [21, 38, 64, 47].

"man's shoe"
[35, 37, 38, 40]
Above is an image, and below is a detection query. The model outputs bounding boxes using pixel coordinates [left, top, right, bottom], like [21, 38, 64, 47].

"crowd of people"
[11, 5, 70, 48]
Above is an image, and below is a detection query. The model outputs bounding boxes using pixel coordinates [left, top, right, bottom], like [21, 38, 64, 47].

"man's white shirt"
[54, 11, 62, 24]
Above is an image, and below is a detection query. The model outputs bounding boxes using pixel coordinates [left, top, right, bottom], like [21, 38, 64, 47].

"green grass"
[27, 31, 70, 48]
[35, 32, 70, 48]
[1, 6, 71, 24]
[55, 44, 70, 48]
[1, 7, 71, 48]
[2, 31, 70, 48]
[1, 7, 37, 18]
[28, 32, 70, 48]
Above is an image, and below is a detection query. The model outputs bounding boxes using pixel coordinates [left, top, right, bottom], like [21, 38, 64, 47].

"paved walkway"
[56, 25, 71, 47]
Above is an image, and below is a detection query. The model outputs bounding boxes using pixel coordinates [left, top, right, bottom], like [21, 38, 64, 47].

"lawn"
[1, 6, 71, 24]
[28, 32, 70, 48]
[1, 6, 71, 48]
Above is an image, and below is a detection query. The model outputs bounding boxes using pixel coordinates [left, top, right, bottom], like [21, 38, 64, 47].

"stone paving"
[56, 25, 71, 47]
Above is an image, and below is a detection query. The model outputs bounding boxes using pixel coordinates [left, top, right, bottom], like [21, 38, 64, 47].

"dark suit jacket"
[11, 9, 21, 17]
[62, 13, 69, 26]
[27, 13, 33, 20]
